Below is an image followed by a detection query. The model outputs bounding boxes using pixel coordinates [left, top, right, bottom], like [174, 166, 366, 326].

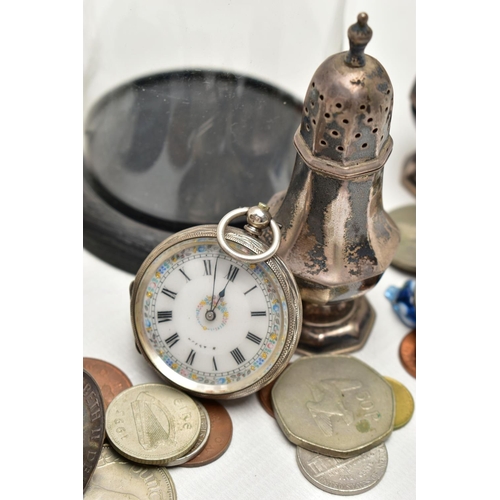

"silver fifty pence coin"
[272, 355, 395, 458]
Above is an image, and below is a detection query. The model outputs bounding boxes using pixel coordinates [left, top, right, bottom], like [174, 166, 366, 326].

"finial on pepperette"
[345, 12, 372, 68]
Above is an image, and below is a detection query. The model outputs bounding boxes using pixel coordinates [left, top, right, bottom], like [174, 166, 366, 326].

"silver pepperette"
[267, 13, 400, 354]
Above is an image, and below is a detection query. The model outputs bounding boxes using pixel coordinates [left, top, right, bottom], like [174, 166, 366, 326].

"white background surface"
[6, 2, 500, 497]
[83, 1, 416, 499]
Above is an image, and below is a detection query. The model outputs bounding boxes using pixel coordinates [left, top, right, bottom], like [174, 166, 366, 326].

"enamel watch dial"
[130, 225, 301, 399]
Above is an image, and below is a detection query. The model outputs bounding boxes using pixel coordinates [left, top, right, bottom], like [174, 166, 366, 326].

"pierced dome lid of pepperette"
[299, 13, 394, 167]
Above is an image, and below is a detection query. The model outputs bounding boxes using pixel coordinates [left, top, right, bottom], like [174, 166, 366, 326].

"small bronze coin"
[258, 380, 276, 418]
[83, 357, 133, 410]
[181, 400, 233, 467]
[83, 369, 106, 493]
[400, 330, 416, 378]
[384, 376, 415, 429]
[257, 363, 291, 418]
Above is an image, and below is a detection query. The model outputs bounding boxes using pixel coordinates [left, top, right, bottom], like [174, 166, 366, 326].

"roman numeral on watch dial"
[246, 332, 262, 344]
[161, 288, 177, 299]
[157, 311, 173, 322]
[203, 260, 212, 276]
[186, 350, 196, 365]
[165, 333, 179, 348]
[251, 311, 266, 317]
[230, 348, 245, 365]
[179, 268, 191, 282]
[225, 265, 239, 282]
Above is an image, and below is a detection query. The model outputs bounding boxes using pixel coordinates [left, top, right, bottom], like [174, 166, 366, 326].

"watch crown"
[245, 203, 272, 236]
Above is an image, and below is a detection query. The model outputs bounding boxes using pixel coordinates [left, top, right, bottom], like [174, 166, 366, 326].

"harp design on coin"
[131, 391, 176, 450]
[306, 379, 362, 436]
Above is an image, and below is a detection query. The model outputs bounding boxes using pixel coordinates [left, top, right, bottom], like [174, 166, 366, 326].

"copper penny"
[83, 357, 133, 410]
[258, 380, 278, 418]
[181, 400, 233, 467]
[399, 330, 416, 377]
[257, 363, 292, 418]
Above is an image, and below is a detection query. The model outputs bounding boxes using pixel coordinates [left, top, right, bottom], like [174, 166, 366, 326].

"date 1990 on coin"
[131, 235, 299, 398]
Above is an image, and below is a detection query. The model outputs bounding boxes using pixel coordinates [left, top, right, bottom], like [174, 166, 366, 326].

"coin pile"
[264, 354, 414, 496]
[83, 358, 233, 497]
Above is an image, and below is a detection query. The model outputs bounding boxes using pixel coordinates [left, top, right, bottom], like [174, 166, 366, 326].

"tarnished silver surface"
[297, 297, 375, 355]
[106, 383, 201, 465]
[84, 444, 177, 500]
[166, 400, 210, 467]
[298, 15, 392, 169]
[271, 137, 399, 305]
[266, 13, 399, 354]
[296, 443, 388, 496]
[272, 355, 394, 458]
[388, 204, 416, 274]
[83, 369, 106, 493]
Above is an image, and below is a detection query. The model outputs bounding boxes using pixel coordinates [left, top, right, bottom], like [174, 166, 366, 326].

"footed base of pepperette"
[295, 297, 375, 356]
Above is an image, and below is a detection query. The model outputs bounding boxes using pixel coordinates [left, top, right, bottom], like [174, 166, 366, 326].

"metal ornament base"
[295, 297, 376, 355]
[402, 151, 416, 196]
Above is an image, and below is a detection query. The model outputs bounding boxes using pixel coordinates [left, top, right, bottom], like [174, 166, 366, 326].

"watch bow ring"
[216, 204, 281, 263]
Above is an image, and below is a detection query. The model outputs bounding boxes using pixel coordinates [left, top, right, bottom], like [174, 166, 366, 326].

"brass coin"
[400, 330, 416, 378]
[181, 400, 233, 467]
[83, 369, 106, 493]
[389, 204, 416, 274]
[83, 357, 133, 410]
[384, 376, 415, 429]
